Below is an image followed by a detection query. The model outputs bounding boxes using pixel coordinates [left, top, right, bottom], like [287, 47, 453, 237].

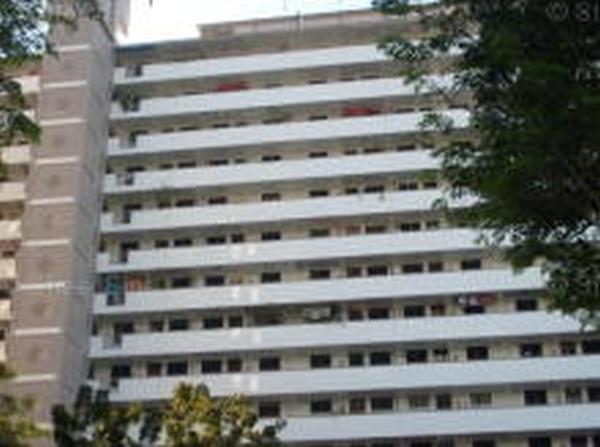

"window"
[367, 265, 388, 276]
[345, 186, 359, 194]
[208, 196, 228, 205]
[516, 298, 538, 311]
[406, 349, 428, 364]
[310, 354, 331, 369]
[308, 151, 328, 158]
[258, 402, 280, 418]
[310, 399, 332, 414]
[173, 238, 192, 247]
[467, 346, 489, 361]
[231, 233, 245, 243]
[398, 181, 418, 191]
[259, 357, 280, 371]
[261, 154, 281, 162]
[365, 225, 386, 234]
[430, 304, 446, 316]
[435, 394, 452, 410]
[154, 240, 169, 248]
[309, 269, 330, 280]
[227, 358, 243, 373]
[167, 361, 188, 376]
[111, 364, 131, 379]
[370, 351, 391, 366]
[261, 192, 281, 202]
[348, 308, 363, 321]
[201, 359, 222, 374]
[432, 347, 449, 361]
[261, 272, 281, 283]
[399, 222, 421, 232]
[408, 394, 429, 409]
[368, 307, 390, 320]
[228, 315, 243, 328]
[560, 340, 577, 355]
[404, 305, 426, 318]
[309, 228, 330, 238]
[207, 159, 228, 166]
[461, 259, 482, 270]
[206, 235, 227, 245]
[524, 389, 547, 406]
[402, 263, 424, 274]
[309, 189, 329, 198]
[172, 277, 192, 288]
[169, 319, 189, 331]
[348, 352, 365, 367]
[472, 440, 496, 447]
[529, 438, 551, 447]
[565, 387, 583, 403]
[205, 275, 225, 287]
[349, 397, 366, 414]
[371, 396, 394, 411]
[425, 220, 440, 230]
[146, 362, 162, 377]
[428, 261, 444, 272]
[571, 437, 588, 447]
[364, 185, 385, 194]
[203, 317, 224, 330]
[261, 231, 281, 241]
[582, 339, 600, 354]
[588, 386, 600, 402]
[520, 343, 542, 358]
[346, 266, 362, 278]
[149, 320, 164, 332]
[470, 392, 492, 407]
[175, 199, 195, 207]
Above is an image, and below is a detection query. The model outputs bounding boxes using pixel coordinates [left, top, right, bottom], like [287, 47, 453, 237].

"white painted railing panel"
[1, 145, 30, 165]
[111, 355, 600, 402]
[107, 111, 470, 157]
[0, 182, 25, 203]
[96, 229, 483, 273]
[89, 312, 579, 359]
[104, 151, 437, 194]
[94, 268, 543, 316]
[114, 45, 386, 85]
[0, 259, 16, 280]
[0, 221, 21, 241]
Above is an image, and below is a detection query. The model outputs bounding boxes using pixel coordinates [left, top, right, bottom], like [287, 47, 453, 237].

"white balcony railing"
[0, 259, 16, 280]
[96, 229, 485, 273]
[111, 354, 600, 402]
[107, 110, 470, 158]
[111, 77, 449, 120]
[94, 267, 544, 316]
[89, 312, 579, 359]
[1, 145, 30, 165]
[0, 301, 10, 321]
[114, 45, 386, 85]
[0, 221, 21, 241]
[104, 151, 437, 194]
[276, 404, 600, 443]
[0, 182, 25, 203]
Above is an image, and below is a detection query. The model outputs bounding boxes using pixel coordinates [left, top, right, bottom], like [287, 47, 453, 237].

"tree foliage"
[374, 0, 600, 324]
[0, 365, 46, 447]
[0, 0, 105, 146]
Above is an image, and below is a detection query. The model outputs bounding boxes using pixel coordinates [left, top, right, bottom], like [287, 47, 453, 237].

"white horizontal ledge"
[111, 77, 448, 121]
[96, 229, 484, 273]
[114, 44, 386, 85]
[103, 151, 437, 194]
[101, 190, 447, 234]
[111, 354, 600, 402]
[107, 110, 470, 158]
[276, 403, 600, 443]
[93, 268, 544, 316]
[89, 312, 579, 359]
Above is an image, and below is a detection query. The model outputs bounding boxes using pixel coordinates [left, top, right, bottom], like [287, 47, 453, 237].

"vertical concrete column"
[5, 1, 126, 433]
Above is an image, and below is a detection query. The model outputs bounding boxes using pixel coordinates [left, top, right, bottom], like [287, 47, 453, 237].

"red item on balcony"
[341, 106, 382, 117]
[215, 81, 249, 92]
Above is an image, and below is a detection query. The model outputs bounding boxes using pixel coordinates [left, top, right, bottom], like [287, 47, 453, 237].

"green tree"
[164, 383, 282, 447]
[0, 364, 46, 447]
[0, 0, 104, 146]
[51, 384, 160, 447]
[374, 0, 600, 324]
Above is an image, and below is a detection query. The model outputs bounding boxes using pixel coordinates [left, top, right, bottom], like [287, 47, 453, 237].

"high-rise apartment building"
[2, 6, 600, 447]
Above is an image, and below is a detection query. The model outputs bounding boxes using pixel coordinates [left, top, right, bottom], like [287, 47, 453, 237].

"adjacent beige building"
[1, 5, 600, 447]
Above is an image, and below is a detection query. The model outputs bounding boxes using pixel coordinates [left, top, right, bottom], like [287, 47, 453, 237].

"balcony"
[276, 403, 600, 443]
[111, 354, 600, 402]
[111, 77, 448, 121]
[0, 182, 25, 203]
[101, 190, 463, 234]
[104, 151, 438, 195]
[114, 44, 386, 85]
[0, 259, 16, 281]
[107, 110, 470, 158]
[0, 301, 10, 321]
[0, 221, 21, 241]
[94, 267, 543, 316]
[16, 76, 40, 95]
[96, 229, 485, 274]
[1, 145, 30, 165]
[89, 311, 579, 359]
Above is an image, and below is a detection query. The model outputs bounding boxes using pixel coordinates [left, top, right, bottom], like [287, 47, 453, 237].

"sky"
[122, 0, 373, 44]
